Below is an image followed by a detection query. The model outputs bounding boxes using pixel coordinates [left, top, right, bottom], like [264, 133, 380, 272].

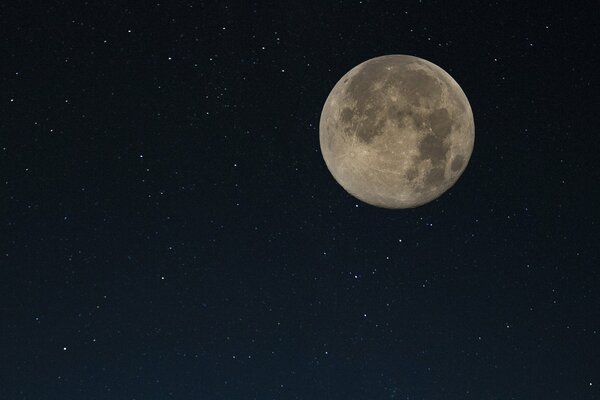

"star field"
[1, 1, 599, 399]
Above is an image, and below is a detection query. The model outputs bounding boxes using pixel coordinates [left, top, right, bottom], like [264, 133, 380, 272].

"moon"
[319, 55, 474, 208]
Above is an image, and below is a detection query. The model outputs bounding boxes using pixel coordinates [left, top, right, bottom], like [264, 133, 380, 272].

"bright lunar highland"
[320, 55, 475, 208]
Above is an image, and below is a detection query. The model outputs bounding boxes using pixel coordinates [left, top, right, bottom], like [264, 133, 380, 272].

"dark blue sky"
[1, 1, 598, 399]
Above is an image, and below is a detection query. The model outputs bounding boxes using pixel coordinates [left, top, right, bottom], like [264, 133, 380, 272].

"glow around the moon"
[319, 55, 474, 209]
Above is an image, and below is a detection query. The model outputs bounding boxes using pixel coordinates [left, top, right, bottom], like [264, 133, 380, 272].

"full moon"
[319, 55, 474, 208]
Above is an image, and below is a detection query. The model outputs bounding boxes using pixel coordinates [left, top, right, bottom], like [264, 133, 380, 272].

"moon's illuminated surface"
[320, 55, 475, 208]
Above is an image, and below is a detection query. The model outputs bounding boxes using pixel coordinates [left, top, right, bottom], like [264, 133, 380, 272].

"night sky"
[2, 1, 599, 399]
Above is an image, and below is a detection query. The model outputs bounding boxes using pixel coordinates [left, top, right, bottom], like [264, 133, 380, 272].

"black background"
[1, 1, 599, 399]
